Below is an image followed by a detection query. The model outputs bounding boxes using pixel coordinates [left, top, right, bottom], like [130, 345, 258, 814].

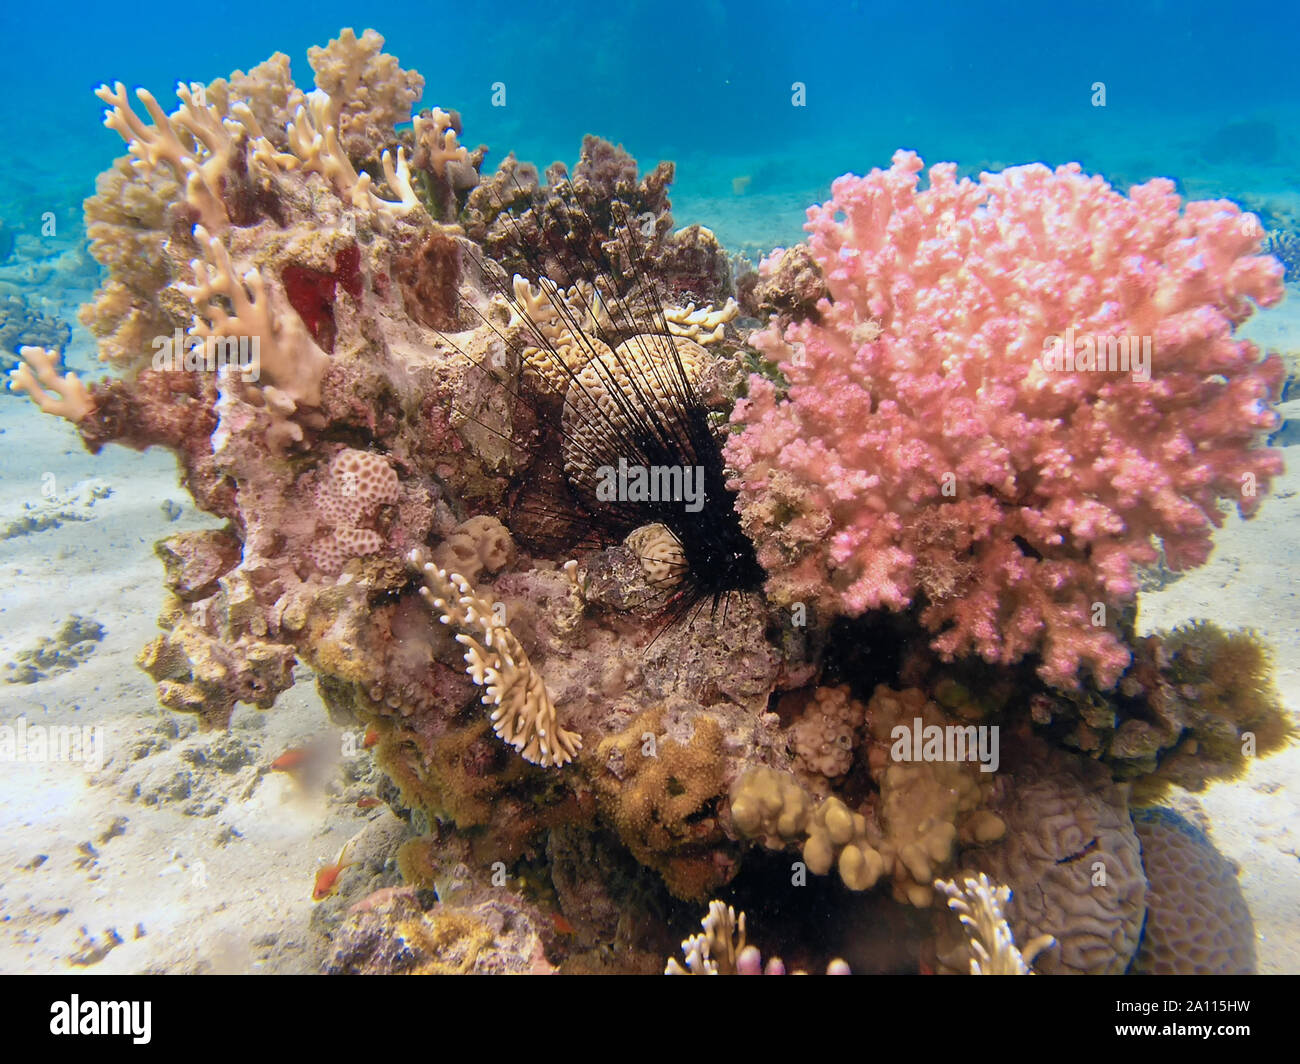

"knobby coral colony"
[11, 27, 1297, 975]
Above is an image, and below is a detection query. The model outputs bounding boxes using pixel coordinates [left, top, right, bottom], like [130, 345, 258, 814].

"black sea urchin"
[445, 167, 765, 626]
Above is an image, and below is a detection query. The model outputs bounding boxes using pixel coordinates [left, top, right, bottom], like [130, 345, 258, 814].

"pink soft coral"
[726, 150, 1285, 688]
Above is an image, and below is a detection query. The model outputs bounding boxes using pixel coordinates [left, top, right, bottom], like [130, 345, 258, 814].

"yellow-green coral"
[1137, 622, 1296, 799]
[728, 765, 814, 848]
[729, 765, 883, 891]
[592, 707, 730, 901]
[866, 686, 1005, 906]
[803, 796, 885, 891]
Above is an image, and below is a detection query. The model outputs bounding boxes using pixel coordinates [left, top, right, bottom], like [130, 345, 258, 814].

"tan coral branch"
[179, 224, 330, 419]
[95, 81, 231, 231]
[286, 97, 421, 220]
[413, 108, 471, 178]
[8, 347, 94, 422]
[410, 550, 582, 768]
[507, 274, 610, 392]
[663, 297, 739, 344]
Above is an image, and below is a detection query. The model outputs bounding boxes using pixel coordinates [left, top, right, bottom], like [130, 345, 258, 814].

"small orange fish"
[355, 796, 382, 809]
[312, 840, 358, 901]
[551, 912, 576, 936]
[362, 725, 379, 750]
[271, 747, 309, 772]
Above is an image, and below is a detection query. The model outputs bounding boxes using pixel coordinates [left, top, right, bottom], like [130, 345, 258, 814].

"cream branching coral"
[284, 97, 421, 220]
[663, 298, 738, 344]
[202, 52, 305, 150]
[410, 550, 582, 768]
[936, 873, 1056, 975]
[508, 273, 736, 395]
[101, 55, 421, 227]
[414, 107, 472, 180]
[508, 274, 611, 393]
[305, 28, 423, 160]
[665, 899, 747, 974]
[96, 81, 235, 231]
[8, 346, 94, 422]
[180, 224, 330, 446]
[665, 899, 851, 975]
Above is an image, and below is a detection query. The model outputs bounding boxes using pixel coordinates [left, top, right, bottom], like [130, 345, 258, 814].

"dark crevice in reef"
[721, 848, 932, 974]
[817, 611, 916, 701]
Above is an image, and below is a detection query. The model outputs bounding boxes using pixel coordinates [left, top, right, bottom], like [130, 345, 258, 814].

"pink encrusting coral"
[308, 448, 401, 573]
[726, 150, 1286, 687]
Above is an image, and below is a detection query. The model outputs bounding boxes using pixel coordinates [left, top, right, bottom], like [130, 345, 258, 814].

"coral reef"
[726, 150, 1285, 688]
[1263, 228, 1300, 281]
[309, 449, 401, 572]
[1027, 620, 1295, 802]
[465, 136, 674, 292]
[0, 293, 70, 371]
[326, 888, 554, 975]
[1, 478, 111, 540]
[730, 685, 1006, 905]
[19, 29, 1294, 977]
[464, 135, 731, 307]
[4, 616, 104, 684]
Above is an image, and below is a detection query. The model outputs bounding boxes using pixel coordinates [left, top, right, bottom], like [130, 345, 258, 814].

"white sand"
[0, 407, 393, 972]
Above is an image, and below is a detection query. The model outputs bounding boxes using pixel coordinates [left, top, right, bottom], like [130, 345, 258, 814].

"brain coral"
[968, 741, 1146, 974]
[1131, 807, 1256, 974]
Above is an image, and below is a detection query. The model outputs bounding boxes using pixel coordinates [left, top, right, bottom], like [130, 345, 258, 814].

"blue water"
[3, 0, 1297, 251]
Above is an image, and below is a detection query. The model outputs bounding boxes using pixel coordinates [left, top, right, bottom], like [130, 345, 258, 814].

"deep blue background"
[2, 0, 1296, 244]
